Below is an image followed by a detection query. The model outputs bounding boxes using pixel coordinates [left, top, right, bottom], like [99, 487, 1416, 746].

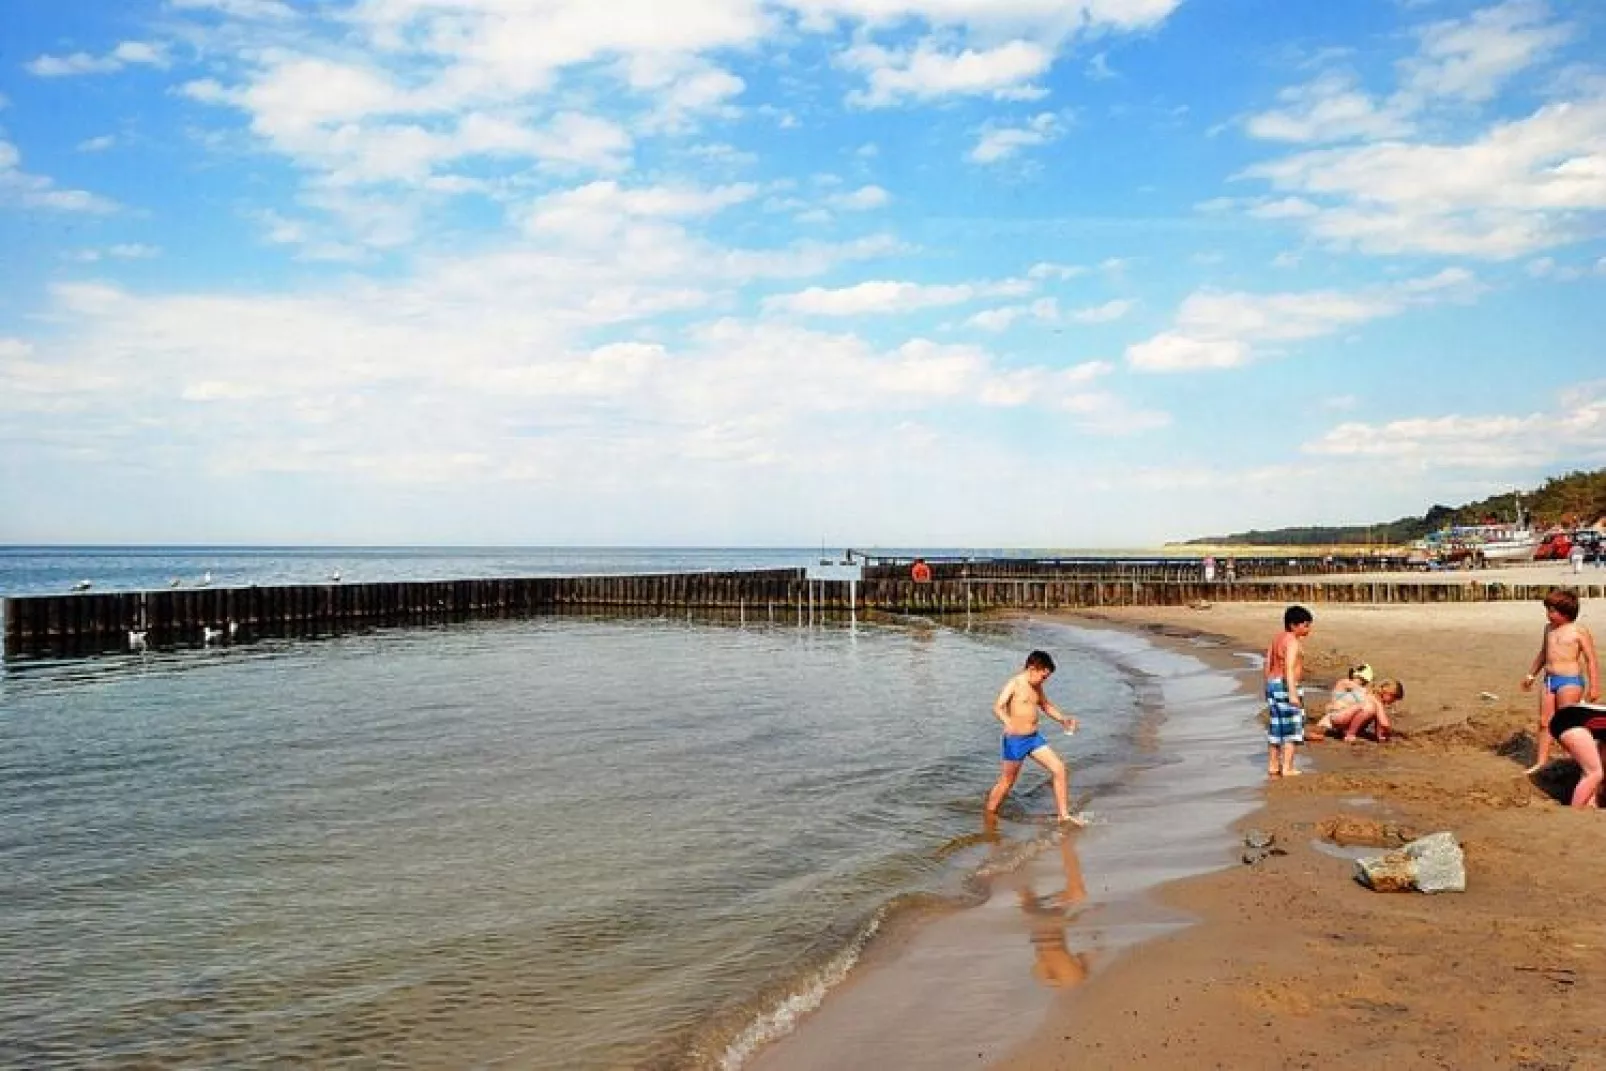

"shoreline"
[745, 614, 1269, 1070]
[1005, 600, 1606, 1069]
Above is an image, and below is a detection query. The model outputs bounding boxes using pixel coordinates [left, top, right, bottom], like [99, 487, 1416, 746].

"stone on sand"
[1354, 831, 1465, 894]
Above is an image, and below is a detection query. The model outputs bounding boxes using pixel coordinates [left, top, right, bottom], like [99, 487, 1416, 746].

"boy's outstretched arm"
[1523, 627, 1549, 690]
[1040, 696, 1079, 733]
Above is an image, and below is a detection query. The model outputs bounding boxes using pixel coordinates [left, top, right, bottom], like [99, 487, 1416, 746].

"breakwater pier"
[5, 553, 1603, 661]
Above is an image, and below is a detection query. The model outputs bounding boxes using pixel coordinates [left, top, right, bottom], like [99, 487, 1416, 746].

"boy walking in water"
[986, 651, 1082, 824]
[1521, 588, 1600, 773]
[1265, 606, 1313, 777]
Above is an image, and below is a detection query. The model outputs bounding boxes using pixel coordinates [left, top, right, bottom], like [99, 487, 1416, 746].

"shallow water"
[0, 613, 1145, 1069]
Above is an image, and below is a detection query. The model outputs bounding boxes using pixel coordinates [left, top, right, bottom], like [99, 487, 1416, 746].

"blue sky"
[1, 0, 1603, 547]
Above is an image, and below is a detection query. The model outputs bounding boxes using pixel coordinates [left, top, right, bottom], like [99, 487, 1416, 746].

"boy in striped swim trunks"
[1264, 605, 1313, 778]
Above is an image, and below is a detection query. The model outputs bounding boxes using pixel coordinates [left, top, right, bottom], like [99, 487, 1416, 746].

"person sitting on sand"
[1547, 703, 1606, 809]
[985, 650, 1083, 825]
[1325, 679, 1405, 743]
[1264, 606, 1313, 777]
[1315, 663, 1373, 735]
[1520, 589, 1600, 773]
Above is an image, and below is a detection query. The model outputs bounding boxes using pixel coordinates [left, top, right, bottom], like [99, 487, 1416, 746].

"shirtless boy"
[1264, 605, 1313, 777]
[985, 650, 1082, 824]
[1521, 588, 1600, 773]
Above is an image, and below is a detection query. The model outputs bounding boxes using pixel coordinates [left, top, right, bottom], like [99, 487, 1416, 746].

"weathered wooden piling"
[5, 563, 1603, 662]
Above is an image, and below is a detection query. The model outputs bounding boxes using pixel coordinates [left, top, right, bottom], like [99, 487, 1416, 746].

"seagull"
[128, 629, 148, 650]
[72, 579, 93, 592]
[202, 626, 224, 644]
[170, 577, 182, 588]
[330, 570, 342, 583]
[199, 571, 213, 587]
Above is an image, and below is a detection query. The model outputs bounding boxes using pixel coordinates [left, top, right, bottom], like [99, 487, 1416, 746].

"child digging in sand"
[985, 650, 1083, 824]
[1325, 679, 1405, 743]
[1264, 606, 1312, 777]
[1521, 589, 1600, 774]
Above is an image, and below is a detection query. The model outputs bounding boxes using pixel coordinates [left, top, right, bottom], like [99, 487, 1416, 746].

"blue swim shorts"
[1547, 673, 1586, 695]
[1265, 677, 1305, 745]
[1002, 732, 1048, 762]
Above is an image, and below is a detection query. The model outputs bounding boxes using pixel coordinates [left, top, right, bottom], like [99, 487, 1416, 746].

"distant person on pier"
[910, 557, 933, 583]
[1264, 605, 1313, 777]
[1521, 589, 1599, 773]
[1224, 557, 1238, 583]
[1202, 555, 1217, 583]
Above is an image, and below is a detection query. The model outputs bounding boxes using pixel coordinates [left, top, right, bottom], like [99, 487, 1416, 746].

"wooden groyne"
[6, 565, 1604, 661]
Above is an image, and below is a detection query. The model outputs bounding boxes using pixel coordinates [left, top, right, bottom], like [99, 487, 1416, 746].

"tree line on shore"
[1188, 468, 1606, 547]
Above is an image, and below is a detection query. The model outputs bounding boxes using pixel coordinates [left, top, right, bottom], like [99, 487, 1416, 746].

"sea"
[0, 548, 1264, 1069]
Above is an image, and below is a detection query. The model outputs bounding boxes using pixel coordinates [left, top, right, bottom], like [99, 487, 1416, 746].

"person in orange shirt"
[910, 557, 932, 582]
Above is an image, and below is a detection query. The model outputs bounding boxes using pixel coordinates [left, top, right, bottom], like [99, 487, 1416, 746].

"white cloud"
[66, 244, 162, 263]
[27, 41, 169, 77]
[1303, 383, 1606, 469]
[1126, 270, 1480, 372]
[1245, 70, 1414, 144]
[1241, 97, 1606, 259]
[846, 39, 1054, 107]
[1027, 261, 1086, 281]
[169, 0, 298, 18]
[969, 112, 1064, 163]
[1235, 2, 1599, 259]
[1397, 0, 1572, 106]
[828, 184, 891, 210]
[76, 135, 118, 153]
[0, 139, 118, 214]
[1068, 298, 1135, 323]
[767, 278, 1031, 316]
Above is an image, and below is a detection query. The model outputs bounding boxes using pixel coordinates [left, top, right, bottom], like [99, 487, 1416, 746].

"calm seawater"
[0, 549, 1147, 1069]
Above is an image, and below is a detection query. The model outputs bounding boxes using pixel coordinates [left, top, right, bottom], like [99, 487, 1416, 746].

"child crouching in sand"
[1323, 679, 1405, 742]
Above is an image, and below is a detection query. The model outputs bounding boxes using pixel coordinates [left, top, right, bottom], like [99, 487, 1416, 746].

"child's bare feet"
[1281, 768, 1302, 777]
[1057, 812, 1088, 827]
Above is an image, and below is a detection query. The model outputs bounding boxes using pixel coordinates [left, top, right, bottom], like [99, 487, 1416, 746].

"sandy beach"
[1005, 598, 1606, 1070]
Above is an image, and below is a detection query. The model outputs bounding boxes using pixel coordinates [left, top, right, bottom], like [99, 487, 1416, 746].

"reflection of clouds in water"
[1020, 833, 1091, 989]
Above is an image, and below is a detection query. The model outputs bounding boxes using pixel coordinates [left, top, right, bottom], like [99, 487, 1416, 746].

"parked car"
[1572, 530, 1605, 565]
[1535, 531, 1573, 560]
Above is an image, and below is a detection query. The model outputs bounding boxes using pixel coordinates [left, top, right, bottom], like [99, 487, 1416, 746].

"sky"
[0, 0, 1603, 547]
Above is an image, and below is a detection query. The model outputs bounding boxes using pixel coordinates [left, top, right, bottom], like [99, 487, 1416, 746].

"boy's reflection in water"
[1019, 830, 1091, 988]
[979, 815, 1092, 987]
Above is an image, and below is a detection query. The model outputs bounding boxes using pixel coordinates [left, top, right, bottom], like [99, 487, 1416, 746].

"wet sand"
[1007, 600, 1606, 1070]
[748, 620, 1269, 1070]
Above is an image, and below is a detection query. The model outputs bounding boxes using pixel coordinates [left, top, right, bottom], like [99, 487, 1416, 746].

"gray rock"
[1404, 831, 1466, 894]
[1354, 831, 1465, 893]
